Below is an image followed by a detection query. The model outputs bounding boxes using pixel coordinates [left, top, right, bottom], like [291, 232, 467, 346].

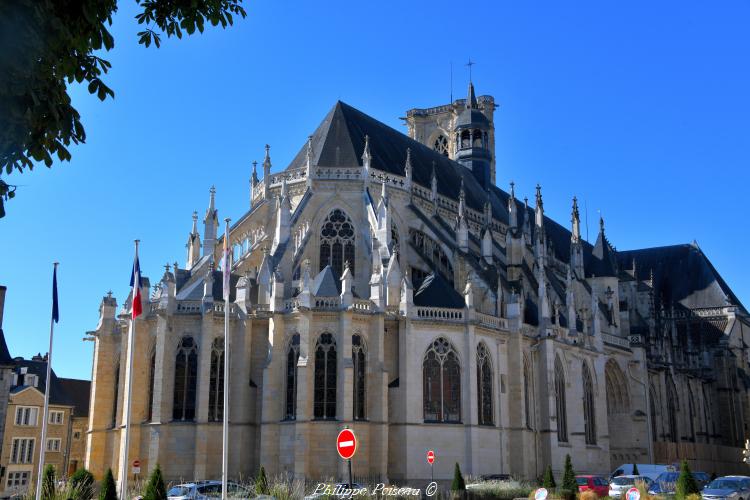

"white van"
[610, 464, 675, 482]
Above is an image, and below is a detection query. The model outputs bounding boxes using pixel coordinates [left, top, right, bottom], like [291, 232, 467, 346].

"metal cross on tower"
[466, 58, 476, 82]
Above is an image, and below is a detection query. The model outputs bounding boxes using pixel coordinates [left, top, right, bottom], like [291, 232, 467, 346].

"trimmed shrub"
[452, 462, 466, 492]
[42, 464, 56, 500]
[632, 463, 639, 475]
[142, 464, 167, 500]
[561, 454, 577, 492]
[543, 465, 557, 489]
[70, 468, 95, 500]
[99, 469, 118, 500]
[676, 460, 699, 500]
[256, 466, 269, 495]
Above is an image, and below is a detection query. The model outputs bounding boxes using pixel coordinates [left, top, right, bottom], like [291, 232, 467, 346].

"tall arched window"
[173, 336, 198, 421]
[111, 363, 120, 428]
[423, 337, 461, 423]
[208, 338, 224, 422]
[605, 359, 629, 415]
[583, 362, 597, 445]
[524, 357, 533, 429]
[477, 342, 493, 425]
[319, 209, 355, 278]
[147, 350, 156, 422]
[353, 335, 366, 420]
[555, 357, 567, 442]
[314, 333, 337, 419]
[285, 334, 300, 420]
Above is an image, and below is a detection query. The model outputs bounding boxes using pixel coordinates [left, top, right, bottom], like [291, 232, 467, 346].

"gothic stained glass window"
[319, 209, 355, 278]
[583, 362, 597, 445]
[147, 350, 155, 422]
[314, 333, 337, 419]
[422, 337, 461, 423]
[173, 337, 198, 421]
[111, 363, 120, 428]
[352, 335, 366, 420]
[285, 334, 300, 420]
[555, 357, 568, 442]
[433, 135, 449, 156]
[208, 338, 225, 422]
[477, 343, 494, 426]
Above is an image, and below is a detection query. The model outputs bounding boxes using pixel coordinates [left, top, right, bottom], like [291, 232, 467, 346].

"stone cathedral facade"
[85, 83, 750, 483]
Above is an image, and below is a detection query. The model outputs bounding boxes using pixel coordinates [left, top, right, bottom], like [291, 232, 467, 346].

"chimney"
[0, 285, 6, 329]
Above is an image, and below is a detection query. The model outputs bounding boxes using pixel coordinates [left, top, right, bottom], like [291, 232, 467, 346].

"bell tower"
[403, 80, 497, 184]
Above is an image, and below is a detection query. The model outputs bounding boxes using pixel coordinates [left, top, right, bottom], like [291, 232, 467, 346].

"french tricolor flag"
[129, 247, 143, 319]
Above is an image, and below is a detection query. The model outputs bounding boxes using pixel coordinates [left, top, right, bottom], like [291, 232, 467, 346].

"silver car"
[167, 481, 256, 500]
[609, 475, 652, 498]
[702, 477, 750, 500]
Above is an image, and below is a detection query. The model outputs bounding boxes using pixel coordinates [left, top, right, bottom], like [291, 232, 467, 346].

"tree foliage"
[143, 464, 167, 500]
[99, 468, 118, 500]
[0, 0, 246, 216]
[676, 460, 700, 499]
[632, 463, 639, 475]
[256, 465, 269, 495]
[561, 454, 577, 493]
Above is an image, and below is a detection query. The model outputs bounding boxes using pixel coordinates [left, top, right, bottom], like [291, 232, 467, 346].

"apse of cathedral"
[85, 83, 750, 482]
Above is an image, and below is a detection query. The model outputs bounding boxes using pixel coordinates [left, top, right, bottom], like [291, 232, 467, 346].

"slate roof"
[58, 378, 91, 417]
[10, 358, 75, 406]
[414, 272, 465, 308]
[312, 265, 341, 296]
[0, 328, 12, 366]
[617, 244, 746, 313]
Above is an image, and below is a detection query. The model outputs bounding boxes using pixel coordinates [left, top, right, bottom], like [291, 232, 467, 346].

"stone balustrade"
[476, 312, 508, 330]
[415, 306, 465, 321]
[602, 332, 631, 350]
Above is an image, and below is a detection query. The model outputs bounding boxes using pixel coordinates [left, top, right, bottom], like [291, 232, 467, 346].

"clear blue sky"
[2, 1, 749, 380]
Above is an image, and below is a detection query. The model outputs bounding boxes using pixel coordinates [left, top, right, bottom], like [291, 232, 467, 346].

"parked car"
[610, 464, 674, 482]
[576, 475, 610, 497]
[702, 476, 750, 500]
[648, 471, 710, 496]
[167, 481, 257, 500]
[608, 475, 652, 498]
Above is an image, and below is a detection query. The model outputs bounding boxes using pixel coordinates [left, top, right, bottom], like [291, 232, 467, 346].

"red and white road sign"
[427, 450, 435, 464]
[132, 460, 140, 468]
[336, 429, 357, 460]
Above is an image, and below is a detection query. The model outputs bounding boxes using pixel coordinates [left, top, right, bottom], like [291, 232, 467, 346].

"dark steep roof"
[311, 265, 340, 296]
[617, 244, 746, 313]
[590, 230, 618, 277]
[414, 272, 465, 308]
[11, 358, 75, 406]
[58, 378, 91, 417]
[0, 329, 12, 366]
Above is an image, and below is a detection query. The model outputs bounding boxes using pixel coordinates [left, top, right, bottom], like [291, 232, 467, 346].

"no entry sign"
[337, 428, 357, 460]
[426, 450, 435, 464]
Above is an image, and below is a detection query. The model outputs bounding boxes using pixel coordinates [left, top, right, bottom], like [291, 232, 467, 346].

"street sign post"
[426, 450, 435, 482]
[534, 488, 548, 500]
[626, 487, 640, 500]
[337, 428, 357, 488]
[132, 460, 141, 476]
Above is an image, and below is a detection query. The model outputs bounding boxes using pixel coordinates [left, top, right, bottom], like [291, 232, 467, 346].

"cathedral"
[85, 83, 750, 483]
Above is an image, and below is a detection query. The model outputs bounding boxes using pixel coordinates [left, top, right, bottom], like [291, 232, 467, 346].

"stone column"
[464, 322, 477, 475]
[369, 314, 388, 481]
[259, 316, 283, 475]
[193, 312, 215, 479]
[294, 311, 312, 480]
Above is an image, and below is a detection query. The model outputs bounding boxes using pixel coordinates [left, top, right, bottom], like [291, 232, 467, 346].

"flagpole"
[35, 262, 58, 500]
[119, 240, 139, 500]
[221, 218, 231, 500]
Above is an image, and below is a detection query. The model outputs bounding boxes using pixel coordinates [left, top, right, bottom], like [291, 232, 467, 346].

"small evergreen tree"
[561, 454, 577, 492]
[99, 469, 118, 500]
[143, 464, 167, 500]
[676, 460, 700, 500]
[632, 463, 640, 475]
[70, 468, 95, 500]
[42, 464, 56, 500]
[451, 462, 466, 492]
[542, 465, 557, 489]
[256, 465, 269, 495]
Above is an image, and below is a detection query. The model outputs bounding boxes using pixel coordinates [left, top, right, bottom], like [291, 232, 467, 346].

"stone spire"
[508, 181, 517, 229]
[534, 184, 544, 232]
[570, 196, 584, 277]
[305, 135, 314, 189]
[272, 175, 291, 253]
[186, 210, 201, 269]
[340, 261, 354, 307]
[457, 180, 469, 252]
[483, 189, 492, 227]
[362, 134, 372, 186]
[263, 144, 271, 199]
[203, 186, 218, 257]
[250, 160, 259, 208]
[431, 161, 438, 214]
[385, 251, 402, 307]
[566, 267, 577, 331]
[522, 197, 531, 240]
[404, 148, 412, 192]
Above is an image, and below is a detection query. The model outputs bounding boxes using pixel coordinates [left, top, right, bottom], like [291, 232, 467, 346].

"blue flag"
[52, 266, 59, 324]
